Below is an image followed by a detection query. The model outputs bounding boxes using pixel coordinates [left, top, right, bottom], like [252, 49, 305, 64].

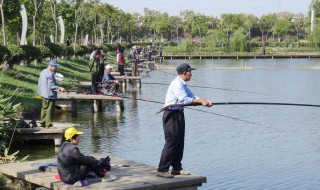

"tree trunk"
[33, 13, 37, 46]
[50, 1, 58, 44]
[0, 3, 6, 45]
[94, 13, 97, 44]
[74, 23, 78, 58]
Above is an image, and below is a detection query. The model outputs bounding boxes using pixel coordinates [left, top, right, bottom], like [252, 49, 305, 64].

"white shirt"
[164, 76, 199, 110]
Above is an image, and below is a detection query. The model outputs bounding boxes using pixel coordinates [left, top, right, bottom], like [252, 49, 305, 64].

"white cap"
[105, 65, 113, 70]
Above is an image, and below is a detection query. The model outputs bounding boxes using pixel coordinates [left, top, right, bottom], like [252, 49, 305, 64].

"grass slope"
[0, 52, 118, 118]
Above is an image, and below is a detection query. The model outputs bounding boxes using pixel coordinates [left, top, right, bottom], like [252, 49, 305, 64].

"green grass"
[0, 53, 118, 118]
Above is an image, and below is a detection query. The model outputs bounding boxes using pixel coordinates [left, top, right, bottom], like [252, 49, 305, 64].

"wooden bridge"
[0, 155, 206, 190]
[57, 92, 124, 113]
[12, 122, 77, 146]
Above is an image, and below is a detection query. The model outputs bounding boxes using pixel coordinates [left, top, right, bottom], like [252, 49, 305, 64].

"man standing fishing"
[38, 60, 65, 128]
[156, 63, 213, 178]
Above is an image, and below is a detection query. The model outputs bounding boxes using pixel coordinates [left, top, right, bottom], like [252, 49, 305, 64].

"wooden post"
[93, 100, 102, 112]
[116, 100, 124, 112]
[71, 100, 77, 113]
[137, 79, 141, 88]
[54, 138, 62, 146]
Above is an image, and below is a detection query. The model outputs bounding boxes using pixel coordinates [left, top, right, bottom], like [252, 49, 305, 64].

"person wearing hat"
[156, 63, 213, 178]
[57, 127, 110, 186]
[101, 64, 119, 95]
[38, 59, 66, 128]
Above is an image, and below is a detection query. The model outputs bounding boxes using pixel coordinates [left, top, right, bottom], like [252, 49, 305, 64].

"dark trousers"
[40, 98, 55, 127]
[98, 63, 105, 82]
[118, 65, 125, 76]
[158, 110, 185, 172]
[102, 83, 119, 94]
[91, 72, 99, 93]
[64, 164, 104, 184]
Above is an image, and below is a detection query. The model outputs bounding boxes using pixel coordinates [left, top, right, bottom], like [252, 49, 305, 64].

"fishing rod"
[156, 70, 270, 96]
[156, 102, 320, 114]
[115, 94, 267, 127]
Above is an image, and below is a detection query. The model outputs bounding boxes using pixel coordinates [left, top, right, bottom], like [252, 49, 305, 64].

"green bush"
[44, 43, 63, 58]
[0, 45, 10, 64]
[6, 45, 26, 68]
[20, 45, 40, 65]
[74, 45, 86, 56]
[59, 44, 74, 58]
[36, 45, 51, 63]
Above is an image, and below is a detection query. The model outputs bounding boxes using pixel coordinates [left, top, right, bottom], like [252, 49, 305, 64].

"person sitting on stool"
[57, 127, 111, 186]
[102, 64, 119, 96]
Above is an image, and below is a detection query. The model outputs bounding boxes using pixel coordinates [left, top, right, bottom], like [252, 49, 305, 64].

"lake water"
[18, 58, 320, 190]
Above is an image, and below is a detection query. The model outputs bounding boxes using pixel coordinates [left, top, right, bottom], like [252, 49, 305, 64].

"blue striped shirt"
[38, 68, 60, 99]
[164, 76, 199, 110]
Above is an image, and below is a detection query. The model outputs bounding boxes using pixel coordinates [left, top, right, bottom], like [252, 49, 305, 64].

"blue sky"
[100, 0, 310, 17]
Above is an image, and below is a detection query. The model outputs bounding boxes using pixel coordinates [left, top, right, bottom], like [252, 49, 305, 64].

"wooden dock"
[57, 92, 124, 113]
[13, 122, 77, 146]
[0, 155, 206, 190]
[79, 75, 142, 90]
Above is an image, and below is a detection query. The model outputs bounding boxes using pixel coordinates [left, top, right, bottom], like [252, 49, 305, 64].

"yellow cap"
[64, 127, 84, 140]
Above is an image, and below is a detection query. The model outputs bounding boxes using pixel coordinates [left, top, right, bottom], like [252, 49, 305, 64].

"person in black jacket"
[57, 127, 110, 186]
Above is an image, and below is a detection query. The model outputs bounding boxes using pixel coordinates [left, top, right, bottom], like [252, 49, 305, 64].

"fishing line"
[156, 70, 270, 96]
[141, 81, 269, 95]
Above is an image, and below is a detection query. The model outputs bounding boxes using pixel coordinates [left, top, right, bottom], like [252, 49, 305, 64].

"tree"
[273, 18, 294, 42]
[258, 13, 277, 42]
[219, 13, 246, 38]
[291, 14, 307, 43]
[170, 16, 182, 41]
[155, 12, 171, 41]
[229, 28, 248, 52]
[0, 0, 21, 45]
[244, 14, 258, 38]
[179, 9, 195, 37]
[143, 8, 160, 41]
[49, 0, 58, 43]
[31, 0, 43, 46]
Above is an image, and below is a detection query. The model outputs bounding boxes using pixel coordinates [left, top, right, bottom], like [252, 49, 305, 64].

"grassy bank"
[0, 52, 118, 119]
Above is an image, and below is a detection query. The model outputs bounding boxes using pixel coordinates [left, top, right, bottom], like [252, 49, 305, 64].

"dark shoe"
[45, 124, 53, 128]
[39, 123, 45, 128]
[171, 169, 190, 175]
[156, 171, 174, 178]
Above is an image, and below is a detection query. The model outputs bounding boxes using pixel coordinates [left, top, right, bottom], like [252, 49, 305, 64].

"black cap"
[177, 63, 195, 74]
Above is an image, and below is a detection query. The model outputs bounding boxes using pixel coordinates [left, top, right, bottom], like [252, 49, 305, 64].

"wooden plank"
[0, 155, 206, 190]
[113, 76, 142, 80]
[58, 93, 123, 101]
[12, 122, 77, 146]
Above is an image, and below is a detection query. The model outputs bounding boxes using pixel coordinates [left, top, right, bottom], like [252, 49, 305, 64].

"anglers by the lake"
[89, 47, 101, 94]
[102, 64, 119, 96]
[117, 48, 126, 76]
[57, 127, 111, 186]
[38, 59, 66, 128]
[156, 63, 213, 178]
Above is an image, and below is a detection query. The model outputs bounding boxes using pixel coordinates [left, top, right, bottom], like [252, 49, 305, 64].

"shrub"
[6, 45, 26, 68]
[44, 43, 63, 58]
[20, 45, 40, 65]
[36, 45, 51, 63]
[74, 45, 86, 56]
[59, 44, 74, 58]
[0, 45, 10, 64]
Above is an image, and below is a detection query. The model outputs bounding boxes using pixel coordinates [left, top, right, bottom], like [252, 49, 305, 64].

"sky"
[100, 0, 310, 17]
